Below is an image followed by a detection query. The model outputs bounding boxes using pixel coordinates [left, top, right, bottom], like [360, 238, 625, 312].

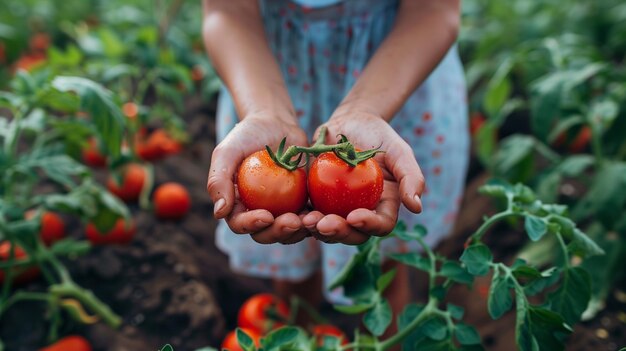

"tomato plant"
[107, 163, 147, 203]
[39, 335, 92, 351]
[85, 218, 136, 245]
[25, 211, 66, 246]
[153, 183, 191, 220]
[311, 325, 348, 346]
[222, 328, 261, 351]
[237, 149, 307, 217]
[238, 293, 290, 334]
[0, 242, 40, 285]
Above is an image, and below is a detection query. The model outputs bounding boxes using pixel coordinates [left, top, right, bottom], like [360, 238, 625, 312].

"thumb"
[207, 143, 243, 219]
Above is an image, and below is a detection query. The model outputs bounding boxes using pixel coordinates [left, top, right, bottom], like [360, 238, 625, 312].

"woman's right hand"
[207, 113, 310, 245]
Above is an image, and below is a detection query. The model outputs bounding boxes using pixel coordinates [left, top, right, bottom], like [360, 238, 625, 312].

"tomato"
[237, 150, 307, 217]
[135, 129, 182, 161]
[107, 164, 146, 202]
[153, 183, 191, 220]
[82, 139, 107, 168]
[238, 293, 290, 334]
[308, 152, 383, 218]
[25, 211, 65, 246]
[221, 328, 261, 351]
[0, 242, 40, 285]
[39, 335, 92, 351]
[312, 324, 348, 346]
[13, 53, 46, 72]
[568, 126, 592, 153]
[469, 112, 486, 136]
[85, 218, 136, 245]
[30, 33, 50, 52]
[122, 102, 138, 120]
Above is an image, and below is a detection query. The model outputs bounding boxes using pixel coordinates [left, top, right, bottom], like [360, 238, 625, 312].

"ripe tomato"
[0, 242, 40, 285]
[312, 324, 348, 346]
[469, 112, 486, 136]
[568, 126, 592, 153]
[25, 211, 65, 246]
[238, 293, 290, 334]
[237, 150, 307, 217]
[82, 139, 107, 168]
[135, 129, 182, 161]
[13, 53, 46, 72]
[122, 102, 138, 120]
[30, 33, 50, 52]
[85, 218, 136, 245]
[107, 164, 146, 202]
[153, 183, 191, 220]
[221, 328, 261, 351]
[39, 335, 92, 351]
[308, 152, 383, 218]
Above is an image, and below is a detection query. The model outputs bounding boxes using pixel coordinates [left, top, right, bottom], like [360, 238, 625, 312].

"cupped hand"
[207, 113, 310, 244]
[303, 109, 425, 245]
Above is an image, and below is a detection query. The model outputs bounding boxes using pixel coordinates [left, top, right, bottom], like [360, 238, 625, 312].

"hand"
[302, 109, 425, 245]
[207, 113, 310, 244]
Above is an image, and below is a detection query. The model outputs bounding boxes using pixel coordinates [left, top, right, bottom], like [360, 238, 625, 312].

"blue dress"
[215, 0, 469, 303]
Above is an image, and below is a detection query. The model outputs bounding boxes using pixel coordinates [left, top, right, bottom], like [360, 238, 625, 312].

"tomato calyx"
[265, 137, 306, 171]
[332, 134, 383, 167]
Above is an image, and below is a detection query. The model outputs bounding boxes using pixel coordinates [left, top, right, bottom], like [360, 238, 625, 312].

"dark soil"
[1, 96, 624, 351]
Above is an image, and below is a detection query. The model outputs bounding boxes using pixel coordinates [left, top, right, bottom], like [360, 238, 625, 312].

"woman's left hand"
[302, 108, 425, 245]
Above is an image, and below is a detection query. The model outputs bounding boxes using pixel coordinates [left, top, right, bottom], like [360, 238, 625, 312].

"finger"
[250, 213, 304, 244]
[226, 201, 274, 234]
[302, 211, 325, 234]
[346, 180, 400, 236]
[316, 215, 370, 245]
[207, 143, 245, 219]
[384, 141, 425, 213]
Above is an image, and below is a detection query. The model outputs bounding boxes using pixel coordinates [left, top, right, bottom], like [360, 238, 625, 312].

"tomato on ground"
[39, 335, 92, 351]
[237, 150, 307, 217]
[81, 139, 107, 168]
[107, 164, 146, 202]
[308, 152, 383, 218]
[221, 328, 261, 351]
[135, 129, 182, 161]
[238, 293, 290, 334]
[312, 324, 348, 346]
[0, 242, 40, 285]
[85, 218, 136, 245]
[153, 183, 191, 220]
[25, 211, 65, 246]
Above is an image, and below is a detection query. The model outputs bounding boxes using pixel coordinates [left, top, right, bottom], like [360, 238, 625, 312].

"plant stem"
[555, 233, 571, 268]
[472, 210, 518, 242]
[50, 283, 122, 328]
[379, 299, 437, 351]
[288, 296, 327, 326]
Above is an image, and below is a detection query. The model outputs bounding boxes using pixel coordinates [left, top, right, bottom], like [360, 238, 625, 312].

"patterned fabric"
[215, 0, 469, 303]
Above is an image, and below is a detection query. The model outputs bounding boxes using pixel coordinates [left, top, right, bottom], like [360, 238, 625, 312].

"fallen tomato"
[312, 324, 348, 346]
[153, 183, 191, 220]
[85, 218, 136, 245]
[107, 164, 147, 202]
[238, 293, 290, 334]
[221, 328, 261, 351]
[237, 150, 307, 217]
[308, 151, 383, 218]
[39, 335, 92, 351]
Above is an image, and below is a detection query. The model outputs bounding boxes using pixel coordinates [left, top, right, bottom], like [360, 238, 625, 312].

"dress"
[215, 0, 469, 302]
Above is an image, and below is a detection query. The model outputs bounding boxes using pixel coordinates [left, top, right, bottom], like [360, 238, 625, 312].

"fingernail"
[255, 219, 272, 227]
[214, 198, 225, 215]
[284, 226, 299, 233]
[319, 230, 335, 236]
[352, 221, 364, 228]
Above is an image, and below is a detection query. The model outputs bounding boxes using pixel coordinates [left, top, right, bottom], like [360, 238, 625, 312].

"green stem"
[555, 233, 570, 268]
[50, 283, 122, 328]
[287, 296, 327, 326]
[379, 299, 437, 351]
[472, 210, 519, 242]
[590, 125, 604, 167]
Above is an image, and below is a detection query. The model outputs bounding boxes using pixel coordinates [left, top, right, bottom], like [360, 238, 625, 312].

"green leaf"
[334, 303, 374, 314]
[512, 265, 543, 280]
[527, 307, 572, 351]
[455, 323, 481, 345]
[440, 261, 474, 285]
[460, 244, 493, 276]
[389, 253, 431, 272]
[236, 328, 256, 351]
[524, 267, 560, 296]
[525, 216, 547, 242]
[478, 179, 512, 199]
[483, 58, 513, 117]
[329, 239, 380, 301]
[588, 99, 619, 132]
[447, 304, 465, 320]
[160, 345, 174, 351]
[488, 267, 513, 319]
[15, 154, 88, 188]
[493, 135, 535, 177]
[413, 337, 456, 351]
[363, 298, 392, 337]
[476, 122, 499, 166]
[557, 155, 594, 177]
[422, 316, 448, 341]
[394, 223, 427, 241]
[377, 268, 397, 293]
[546, 267, 591, 326]
[261, 327, 299, 350]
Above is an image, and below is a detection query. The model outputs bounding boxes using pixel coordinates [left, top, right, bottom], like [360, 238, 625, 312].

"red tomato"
[122, 102, 138, 120]
[107, 164, 146, 202]
[569, 126, 592, 153]
[135, 129, 182, 161]
[237, 150, 307, 217]
[13, 53, 46, 72]
[312, 324, 348, 346]
[85, 218, 136, 245]
[153, 183, 191, 220]
[82, 139, 107, 168]
[469, 112, 486, 136]
[39, 335, 92, 351]
[238, 293, 290, 334]
[0, 242, 40, 285]
[221, 328, 261, 351]
[25, 211, 66, 246]
[308, 152, 383, 218]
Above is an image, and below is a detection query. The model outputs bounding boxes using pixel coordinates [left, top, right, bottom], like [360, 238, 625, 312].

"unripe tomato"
[153, 183, 191, 220]
[107, 164, 146, 202]
[238, 293, 290, 334]
[221, 328, 261, 351]
[237, 150, 307, 217]
[0, 242, 40, 285]
[85, 218, 136, 245]
[82, 139, 107, 168]
[39, 335, 92, 351]
[25, 211, 65, 246]
[312, 324, 348, 346]
[308, 152, 383, 218]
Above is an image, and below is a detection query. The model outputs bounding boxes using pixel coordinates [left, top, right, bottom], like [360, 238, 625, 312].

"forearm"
[337, 0, 460, 121]
[202, 0, 295, 123]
